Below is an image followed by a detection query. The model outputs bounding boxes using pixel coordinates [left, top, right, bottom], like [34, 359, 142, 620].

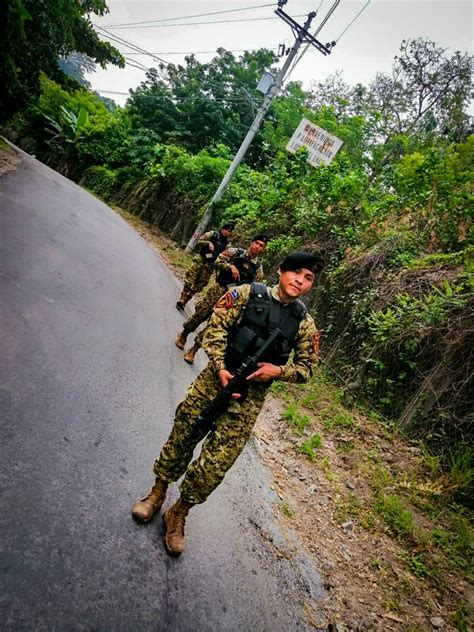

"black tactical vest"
[200, 231, 229, 263]
[225, 282, 307, 374]
[215, 248, 260, 287]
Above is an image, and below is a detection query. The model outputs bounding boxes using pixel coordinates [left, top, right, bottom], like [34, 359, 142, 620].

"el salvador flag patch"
[230, 289, 239, 300]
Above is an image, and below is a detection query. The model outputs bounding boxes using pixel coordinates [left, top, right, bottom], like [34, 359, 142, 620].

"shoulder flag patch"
[215, 291, 236, 309]
[312, 332, 320, 355]
[230, 289, 239, 300]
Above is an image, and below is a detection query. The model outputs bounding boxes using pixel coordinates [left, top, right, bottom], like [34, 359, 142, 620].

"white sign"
[286, 118, 342, 166]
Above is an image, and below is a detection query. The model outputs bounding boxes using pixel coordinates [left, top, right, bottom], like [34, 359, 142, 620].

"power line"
[95, 25, 169, 66]
[123, 49, 279, 56]
[335, 0, 371, 43]
[102, 3, 275, 28]
[105, 14, 307, 30]
[123, 56, 150, 71]
[124, 60, 149, 72]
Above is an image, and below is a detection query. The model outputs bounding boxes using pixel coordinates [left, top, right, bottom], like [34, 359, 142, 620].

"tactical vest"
[225, 282, 307, 374]
[200, 231, 229, 263]
[215, 248, 260, 287]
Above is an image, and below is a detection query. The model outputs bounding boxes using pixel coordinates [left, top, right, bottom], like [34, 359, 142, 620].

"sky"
[89, 1, 474, 107]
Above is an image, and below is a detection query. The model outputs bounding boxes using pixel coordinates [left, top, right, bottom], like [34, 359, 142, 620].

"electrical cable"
[124, 60, 149, 72]
[102, 3, 275, 28]
[95, 25, 169, 65]
[123, 48, 280, 56]
[123, 56, 149, 70]
[106, 15, 306, 30]
[335, 0, 371, 43]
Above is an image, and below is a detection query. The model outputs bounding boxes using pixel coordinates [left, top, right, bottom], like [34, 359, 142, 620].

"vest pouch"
[225, 326, 257, 371]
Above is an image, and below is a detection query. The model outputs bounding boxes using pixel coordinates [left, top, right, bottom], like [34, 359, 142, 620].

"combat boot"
[175, 329, 187, 350]
[176, 301, 185, 311]
[162, 498, 192, 556]
[183, 343, 199, 365]
[132, 478, 168, 523]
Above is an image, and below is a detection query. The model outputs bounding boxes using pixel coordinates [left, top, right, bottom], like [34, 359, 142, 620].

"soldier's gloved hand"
[230, 265, 240, 281]
[217, 369, 241, 399]
[246, 362, 282, 383]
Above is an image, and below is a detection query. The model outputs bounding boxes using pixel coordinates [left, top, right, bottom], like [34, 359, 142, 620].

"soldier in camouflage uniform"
[175, 234, 267, 357]
[132, 252, 324, 556]
[176, 222, 235, 310]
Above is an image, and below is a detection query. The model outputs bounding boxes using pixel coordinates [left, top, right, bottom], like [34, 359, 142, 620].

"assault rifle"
[196, 327, 284, 432]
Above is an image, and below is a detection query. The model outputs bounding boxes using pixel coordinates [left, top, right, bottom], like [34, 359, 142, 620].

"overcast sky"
[89, 1, 473, 108]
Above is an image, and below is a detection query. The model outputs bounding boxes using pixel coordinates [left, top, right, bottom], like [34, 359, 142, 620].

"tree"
[0, 0, 124, 122]
[126, 48, 278, 155]
[58, 52, 96, 88]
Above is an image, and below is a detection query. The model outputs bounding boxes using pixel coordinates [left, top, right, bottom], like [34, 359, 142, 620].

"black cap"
[222, 222, 235, 230]
[251, 233, 268, 244]
[280, 251, 324, 274]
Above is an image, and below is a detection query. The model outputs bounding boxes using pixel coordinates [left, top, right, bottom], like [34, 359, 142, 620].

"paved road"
[0, 152, 323, 631]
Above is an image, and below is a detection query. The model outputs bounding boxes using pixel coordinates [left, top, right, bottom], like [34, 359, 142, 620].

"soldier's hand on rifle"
[246, 362, 282, 383]
[217, 369, 242, 399]
[230, 265, 240, 281]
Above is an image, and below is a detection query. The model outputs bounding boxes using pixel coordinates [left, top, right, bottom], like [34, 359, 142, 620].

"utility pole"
[185, 0, 336, 253]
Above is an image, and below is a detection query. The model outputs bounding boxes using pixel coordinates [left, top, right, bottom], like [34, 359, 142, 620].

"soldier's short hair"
[251, 233, 268, 244]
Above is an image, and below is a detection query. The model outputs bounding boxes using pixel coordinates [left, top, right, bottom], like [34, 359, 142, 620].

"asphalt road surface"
[0, 151, 324, 631]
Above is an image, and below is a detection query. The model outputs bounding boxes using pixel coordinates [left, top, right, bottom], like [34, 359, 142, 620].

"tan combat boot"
[183, 343, 199, 365]
[132, 478, 168, 522]
[162, 498, 192, 556]
[175, 330, 187, 350]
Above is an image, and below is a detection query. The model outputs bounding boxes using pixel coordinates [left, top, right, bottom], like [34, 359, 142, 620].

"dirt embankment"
[0, 139, 21, 175]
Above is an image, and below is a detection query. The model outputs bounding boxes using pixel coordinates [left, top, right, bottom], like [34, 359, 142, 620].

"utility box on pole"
[184, 0, 336, 254]
[256, 71, 274, 95]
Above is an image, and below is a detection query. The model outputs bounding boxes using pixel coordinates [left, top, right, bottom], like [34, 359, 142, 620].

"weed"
[446, 444, 473, 499]
[375, 494, 414, 539]
[281, 502, 294, 518]
[299, 434, 322, 460]
[283, 401, 310, 435]
[453, 600, 470, 632]
[367, 448, 380, 463]
[337, 440, 355, 452]
[371, 465, 392, 491]
[270, 380, 287, 394]
[401, 551, 429, 578]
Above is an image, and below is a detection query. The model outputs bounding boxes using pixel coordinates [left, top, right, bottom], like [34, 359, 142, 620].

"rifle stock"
[196, 328, 284, 432]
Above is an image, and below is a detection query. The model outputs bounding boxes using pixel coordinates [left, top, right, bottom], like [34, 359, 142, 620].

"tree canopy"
[0, 0, 124, 122]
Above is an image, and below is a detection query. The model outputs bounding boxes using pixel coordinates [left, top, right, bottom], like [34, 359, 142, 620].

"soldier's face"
[221, 228, 233, 238]
[248, 240, 266, 257]
[277, 268, 315, 301]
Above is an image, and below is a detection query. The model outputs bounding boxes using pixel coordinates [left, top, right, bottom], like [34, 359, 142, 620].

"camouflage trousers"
[153, 364, 267, 505]
[182, 281, 226, 335]
[179, 256, 213, 306]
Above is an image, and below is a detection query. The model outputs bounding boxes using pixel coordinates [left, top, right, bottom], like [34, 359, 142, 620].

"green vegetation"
[280, 502, 294, 518]
[0, 1, 123, 122]
[2, 30, 472, 489]
[283, 401, 310, 436]
[299, 434, 322, 460]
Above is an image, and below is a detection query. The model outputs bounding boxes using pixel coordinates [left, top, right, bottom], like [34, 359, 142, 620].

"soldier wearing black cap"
[132, 251, 323, 557]
[176, 222, 235, 310]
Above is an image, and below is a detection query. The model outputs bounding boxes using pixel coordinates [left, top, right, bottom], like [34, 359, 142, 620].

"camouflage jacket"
[214, 247, 264, 285]
[201, 284, 319, 383]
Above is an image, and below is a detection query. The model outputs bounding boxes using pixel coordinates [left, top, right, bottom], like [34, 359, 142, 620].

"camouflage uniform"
[153, 284, 319, 505]
[181, 247, 264, 336]
[179, 231, 225, 306]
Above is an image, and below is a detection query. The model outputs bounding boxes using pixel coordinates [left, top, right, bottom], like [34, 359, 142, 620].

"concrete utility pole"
[185, 0, 336, 253]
